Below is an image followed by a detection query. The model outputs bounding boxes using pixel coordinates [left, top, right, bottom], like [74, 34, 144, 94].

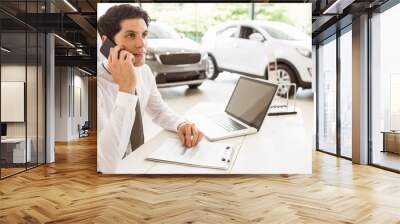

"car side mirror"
[249, 33, 265, 42]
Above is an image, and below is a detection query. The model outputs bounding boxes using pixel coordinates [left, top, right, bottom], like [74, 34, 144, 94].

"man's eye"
[127, 34, 135, 38]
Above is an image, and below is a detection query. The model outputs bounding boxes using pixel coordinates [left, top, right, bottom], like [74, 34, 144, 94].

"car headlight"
[296, 48, 311, 58]
[201, 52, 208, 60]
[146, 52, 156, 60]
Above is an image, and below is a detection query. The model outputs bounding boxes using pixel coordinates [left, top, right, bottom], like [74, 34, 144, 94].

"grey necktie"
[128, 91, 144, 154]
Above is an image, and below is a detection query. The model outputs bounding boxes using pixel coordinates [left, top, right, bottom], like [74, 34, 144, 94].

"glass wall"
[317, 36, 337, 154]
[27, 30, 38, 169]
[371, 3, 400, 171]
[315, 1, 400, 171]
[38, 32, 45, 165]
[339, 27, 352, 158]
[316, 26, 353, 160]
[0, 0, 46, 179]
[1, 27, 28, 177]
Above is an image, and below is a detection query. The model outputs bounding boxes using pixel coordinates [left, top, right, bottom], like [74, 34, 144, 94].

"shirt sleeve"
[98, 89, 138, 173]
[144, 68, 186, 132]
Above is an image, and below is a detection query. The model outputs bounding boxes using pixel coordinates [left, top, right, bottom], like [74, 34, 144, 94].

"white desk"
[1, 138, 32, 163]
[116, 103, 312, 174]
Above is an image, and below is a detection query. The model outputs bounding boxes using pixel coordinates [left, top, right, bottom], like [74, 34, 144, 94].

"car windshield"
[260, 23, 310, 41]
[148, 23, 181, 39]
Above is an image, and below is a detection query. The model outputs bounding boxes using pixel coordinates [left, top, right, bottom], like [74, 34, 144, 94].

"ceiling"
[0, 0, 393, 73]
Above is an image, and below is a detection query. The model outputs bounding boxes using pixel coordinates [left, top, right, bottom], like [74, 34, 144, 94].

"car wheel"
[206, 54, 219, 80]
[188, 84, 202, 89]
[269, 64, 297, 97]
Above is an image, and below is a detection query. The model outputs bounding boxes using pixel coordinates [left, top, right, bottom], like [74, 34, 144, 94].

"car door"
[233, 25, 268, 76]
[213, 25, 239, 70]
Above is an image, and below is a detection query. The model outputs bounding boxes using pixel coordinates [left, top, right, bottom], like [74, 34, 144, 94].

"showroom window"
[137, 3, 310, 43]
[316, 24, 353, 159]
[370, 2, 400, 172]
[314, 0, 400, 172]
[317, 35, 337, 155]
[339, 26, 352, 159]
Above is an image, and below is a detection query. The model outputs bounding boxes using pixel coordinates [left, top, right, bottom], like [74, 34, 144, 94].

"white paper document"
[146, 138, 234, 170]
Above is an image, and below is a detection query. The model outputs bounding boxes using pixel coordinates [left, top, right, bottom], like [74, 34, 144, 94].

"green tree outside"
[143, 3, 309, 42]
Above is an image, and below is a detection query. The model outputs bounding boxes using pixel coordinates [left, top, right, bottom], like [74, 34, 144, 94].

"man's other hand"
[177, 122, 204, 148]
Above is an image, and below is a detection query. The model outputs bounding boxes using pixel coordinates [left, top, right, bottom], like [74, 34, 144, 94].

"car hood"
[147, 38, 203, 54]
[276, 39, 311, 51]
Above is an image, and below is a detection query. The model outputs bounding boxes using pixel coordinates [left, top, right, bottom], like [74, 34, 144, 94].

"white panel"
[73, 86, 81, 138]
[1, 82, 25, 122]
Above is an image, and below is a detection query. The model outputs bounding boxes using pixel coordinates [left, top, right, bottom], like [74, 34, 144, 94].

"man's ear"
[101, 35, 107, 43]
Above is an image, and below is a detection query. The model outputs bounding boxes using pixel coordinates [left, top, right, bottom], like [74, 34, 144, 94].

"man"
[97, 4, 203, 173]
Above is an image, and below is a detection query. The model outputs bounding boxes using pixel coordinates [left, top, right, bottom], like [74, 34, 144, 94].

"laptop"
[190, 76, 278, 141]
[1, 123, 7, 140]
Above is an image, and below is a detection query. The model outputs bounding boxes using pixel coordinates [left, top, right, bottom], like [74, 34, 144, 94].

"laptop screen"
[1, 123, 7, 137]
[225, 77, 278, 130]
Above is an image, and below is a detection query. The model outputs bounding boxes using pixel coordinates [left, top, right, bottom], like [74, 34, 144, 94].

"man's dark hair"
[98, 4, 150, 41]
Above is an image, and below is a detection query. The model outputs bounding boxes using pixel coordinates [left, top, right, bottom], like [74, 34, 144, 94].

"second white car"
[202, 20, 312, 96]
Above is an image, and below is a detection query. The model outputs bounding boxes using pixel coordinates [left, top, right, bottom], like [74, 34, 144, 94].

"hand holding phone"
[101, 37, 137, 94]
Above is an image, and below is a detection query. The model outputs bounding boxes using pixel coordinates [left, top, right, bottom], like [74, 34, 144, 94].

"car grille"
[156, 71, 206, 83]
[158, 53, 201, 65]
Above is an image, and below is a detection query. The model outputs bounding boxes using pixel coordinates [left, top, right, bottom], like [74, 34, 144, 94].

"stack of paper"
[146, 138, 234, 170]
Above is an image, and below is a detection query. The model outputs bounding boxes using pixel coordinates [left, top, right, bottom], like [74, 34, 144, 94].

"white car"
[202, 20, 312, 96]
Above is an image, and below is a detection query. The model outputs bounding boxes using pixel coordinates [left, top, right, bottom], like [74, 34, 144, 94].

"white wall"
[1, 82, 25, 122]
[1, 64, 46, 163]
[54, 67, 89, 141]
[1, 65, 33, 138]
[55, 66, 69, 141]
[71, 73, 89, 138]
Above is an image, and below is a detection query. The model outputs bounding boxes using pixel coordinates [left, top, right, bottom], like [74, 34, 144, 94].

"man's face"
[113, 18, 148, 66]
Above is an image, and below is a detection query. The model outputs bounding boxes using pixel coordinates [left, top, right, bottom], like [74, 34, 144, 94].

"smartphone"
[100, 37, 116, 59]
[100, 37, 133, 64]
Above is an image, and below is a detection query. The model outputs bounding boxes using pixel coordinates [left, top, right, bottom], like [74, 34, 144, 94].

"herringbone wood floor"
[1, 134, 400, 224]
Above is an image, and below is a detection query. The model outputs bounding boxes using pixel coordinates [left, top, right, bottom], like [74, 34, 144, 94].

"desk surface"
[116, 103, 312, 174]
[381, 131, 400, 134]
[1, 138, 27, 143]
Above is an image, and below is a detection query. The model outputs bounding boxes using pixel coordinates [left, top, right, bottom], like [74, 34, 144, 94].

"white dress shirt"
[97, 62, 185, 173]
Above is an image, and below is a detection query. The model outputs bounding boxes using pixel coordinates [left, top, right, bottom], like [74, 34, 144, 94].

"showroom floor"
[373, 150, 400, 171]
[144, 72, 314, 146]
[2, 73, 400, 223]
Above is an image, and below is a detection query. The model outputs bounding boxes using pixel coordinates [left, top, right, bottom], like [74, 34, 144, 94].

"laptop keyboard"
[268, 105, 297, 116]
[269, 105, 289, 113]
[210, 115, 246, 132]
